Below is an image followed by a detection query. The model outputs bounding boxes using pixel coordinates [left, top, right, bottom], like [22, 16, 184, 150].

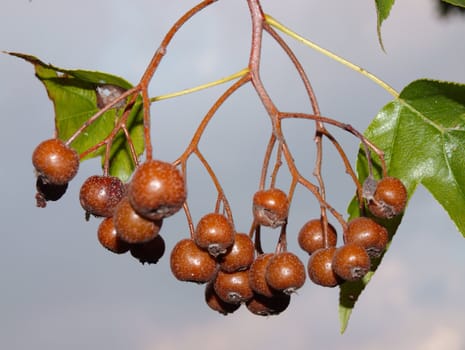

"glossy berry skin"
[298, 219, 337, 254]
[97, 217, 130, 254]
[170, 238, 217, 284]
[130, 235, 166, 264]
[194, 213, 235, 257]
[214, 270, 254, 304]
[344, 217, 389, 258]
[368, 177, 407, 219]
[219, 233, 255, 273]
[79, 175, 125, 217]
[307, 247, 340, 287]
[205, 282, 240, 315]
[248, 253, 276, 297]
[265, 252, 306, 295]
[32, 138, 79, 185]
[252, 188, 289, 228]
[113, 196, 162, 244]
[246, 292, 291, 316]
[128, 160, 186, 221]
[332, 243, 371, 281]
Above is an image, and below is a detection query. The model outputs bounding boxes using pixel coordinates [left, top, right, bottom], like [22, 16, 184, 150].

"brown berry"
[344, 217, 389, 258]
[128, 160, 186, 221]
[367, 177, 407, 219]
[194, 213, 235, 257]
[252, 188, 289, 228]
[246, 292, 291, 316]
[79, 175, 125, 217]
[307, 247, 340, 287]
[205, 281, 241, 315]
[219, 233, 255, 272]
[32, 138, 79, 185]
[298, 219, 337, 254]
[213, 270, 254, 304]
[170, 238, 217, 283]
[113, 196, 162, 244]
[97, 217, 130, 254]
[265, 252, 306, 294]
[248, 253, 276, 297]
[332, 243, 371, 281]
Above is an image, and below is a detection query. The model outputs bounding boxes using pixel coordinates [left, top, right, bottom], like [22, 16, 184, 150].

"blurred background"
[1, 1, 465, 349]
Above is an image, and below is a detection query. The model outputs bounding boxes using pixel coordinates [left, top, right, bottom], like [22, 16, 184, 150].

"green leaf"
[340, 79, 465, 332]
[442, 0, 465, 7]
[9, 52, 144, 182]
[374, 0, 395, 51]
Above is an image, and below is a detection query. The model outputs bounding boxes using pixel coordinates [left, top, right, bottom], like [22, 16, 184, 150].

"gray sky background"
[2, 1, 465, 349]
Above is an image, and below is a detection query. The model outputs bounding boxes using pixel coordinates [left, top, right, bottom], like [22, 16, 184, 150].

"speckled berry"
[332, 243, 371, 281]
[97, 217, 130, 254]
[213, 270, 254, 304]
[32, 138, 79, 185]
[219, 233, 255, 272]
[113, 196, 162, 244]
[252, 188, 289, 228]
[128, 160, 186, 221]
[307, 247, 340, 287]
[194, 213, 235, 257]
[344, 217, 389, 258]
[298, 219, 337, 254]
[265, 252, 306, 294]
[170, 238, 217, 283]
[79, 175, 125, 217]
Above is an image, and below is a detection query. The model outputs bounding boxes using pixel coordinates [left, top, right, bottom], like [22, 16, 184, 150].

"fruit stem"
[265, 14, 399, 99]
[150, 68, 250, 102]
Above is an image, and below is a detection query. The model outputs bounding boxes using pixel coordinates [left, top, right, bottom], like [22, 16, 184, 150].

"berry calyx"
[113, 196, 162, 244]
[265, 252, 306, 295]
[367, 176, 407, 219]
[213, 270, 254, 304]
[32, 138, 79, 185]
[170, 238, 217, 284]
[219, 233, 255, 273]
[97, 217, 130, 254]
[307, 247, 340, 287]
[298, 219, 337, 254]
[194, 213, 235, 257]
[128, 160, 186, 221]
[79, 175, 125, 217]
[332, 243, 371, 281]
[344, 217, 389, 258]
[252, 188, 289, 228]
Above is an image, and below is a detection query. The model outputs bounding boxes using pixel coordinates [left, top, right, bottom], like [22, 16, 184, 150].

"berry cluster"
[31, 136, 406, 315]
[29, 0, 409, 319]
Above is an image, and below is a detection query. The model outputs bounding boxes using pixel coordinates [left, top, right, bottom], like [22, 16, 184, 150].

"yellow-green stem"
[150, 67, 250, 102]
[265, 14, 399, 98]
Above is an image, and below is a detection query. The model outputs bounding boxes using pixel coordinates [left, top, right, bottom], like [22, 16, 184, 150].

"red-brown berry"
[344, 217, 389, 258]
[194, 213, 235, 257]
[32, 138, 79, 185]
[97, 217, 130, 254]
[204, 282, 241, 315]
[170, 238, 217, 284]
[246, 292, 291, 316]
[332, 243, 371, 281]
[307, 247, 340, 287]
[79, 175, 125, 217]
[252, 188, 289, 228]
[248, 253, 276, 298]
[367, 177, 407, 219]
[213, 270, 254, 304]
[219, 233, 255, 273]
[113, 196, 162, 244]
[128, 160, 186, 221]
[298, 219, 337, 254]
[265, 252, 306, 295]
